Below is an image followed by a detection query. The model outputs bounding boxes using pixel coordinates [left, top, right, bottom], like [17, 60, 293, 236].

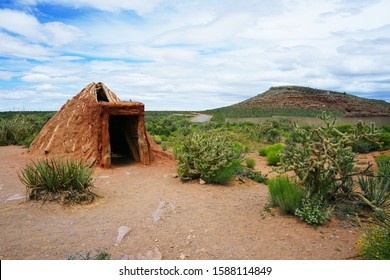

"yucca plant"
[19, 157, 96, 204]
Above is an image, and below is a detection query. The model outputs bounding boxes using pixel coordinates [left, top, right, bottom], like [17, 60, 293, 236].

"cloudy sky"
[0, 0, 389, 111]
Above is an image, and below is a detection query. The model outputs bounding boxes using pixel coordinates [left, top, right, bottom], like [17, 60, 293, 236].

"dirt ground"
[0, 145, 380, 260]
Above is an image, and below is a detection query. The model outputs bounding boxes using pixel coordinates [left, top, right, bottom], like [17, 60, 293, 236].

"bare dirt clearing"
[0, 146, 364, 260]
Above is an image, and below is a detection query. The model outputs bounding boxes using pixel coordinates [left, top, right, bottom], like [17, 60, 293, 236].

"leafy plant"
[295, 195, 332, 228]
[259, 146, 268, 156]
[238, 169, 267, 184]
[358, 176, 390, 209]
[258, 143, 285, 166]
[19, 157, 96, 204]
[68, 250, 111, 260]
[0, 112, 54, 147]
[267, 176, 304, 215]
[245, 157, 256, 169]
[264, 128, 281, 144]
[375, 154, 390, 179]
[266, 151, 282, 166]
[175, 131, 242, 184]
[356, 211, 390, 260]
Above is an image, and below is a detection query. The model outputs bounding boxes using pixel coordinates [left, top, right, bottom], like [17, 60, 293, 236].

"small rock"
[179, 253, 186, 260]
[153, 201, 166, 223]
[171, 173, 179, 178]
[199, 178, 206, 185]
[115, 226, 131, 246]
[138, 248, 162, 260]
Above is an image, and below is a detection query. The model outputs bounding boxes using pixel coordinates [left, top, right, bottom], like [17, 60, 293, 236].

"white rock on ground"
[115, 226, 131, 246]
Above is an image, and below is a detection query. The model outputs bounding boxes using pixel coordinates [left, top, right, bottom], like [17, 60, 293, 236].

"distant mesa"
[231, 85, 390, 117]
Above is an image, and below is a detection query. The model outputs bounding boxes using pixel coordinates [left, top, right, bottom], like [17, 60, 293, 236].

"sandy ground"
[0, 146, 369, 260]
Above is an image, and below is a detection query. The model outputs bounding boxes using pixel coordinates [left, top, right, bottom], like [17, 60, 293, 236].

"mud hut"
[29, 82, 158, 168]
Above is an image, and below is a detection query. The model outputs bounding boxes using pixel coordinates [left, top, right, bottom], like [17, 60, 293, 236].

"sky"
[0, 0, 389, 111]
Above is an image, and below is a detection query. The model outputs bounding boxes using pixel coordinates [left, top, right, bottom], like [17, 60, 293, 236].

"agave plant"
[358, 175, 390, 209]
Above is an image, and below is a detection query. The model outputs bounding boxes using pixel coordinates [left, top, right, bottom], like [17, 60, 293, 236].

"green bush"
[264, 128, 281, 144]
[259, 143, 285, 165]
[357, 211, 390, 260]
[245, 157, 256, 169]
[175, 131, 242, 184]
[267, 176, 304, 215]
[378, 132, 390, 150]
[0, 114, 37, 146]
[375, 154, 390, 179]
[19, 157, 96, 204]
[237, 169, 267, 184]
[258, 146, 268, 156]
[68, 250, 111, 260]
[295, 195, 332, 228]
[352, 140, 380, 154]
[266, 151, 282, 166]
[258, 143, 284, 157]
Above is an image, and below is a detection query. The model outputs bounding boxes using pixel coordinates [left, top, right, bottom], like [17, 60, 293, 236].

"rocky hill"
[232, 86, 390, 117]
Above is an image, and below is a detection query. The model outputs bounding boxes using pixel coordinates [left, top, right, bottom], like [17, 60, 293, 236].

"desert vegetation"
[18, 157, 96, 204]
[0, 112, 55, 147]
[2, 109, 390, 259]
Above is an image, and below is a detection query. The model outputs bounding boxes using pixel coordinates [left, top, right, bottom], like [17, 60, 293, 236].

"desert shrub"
[295, 195, 332, 228]
[357, 211, 390, 260]
[267, 176, 304, 215]
[358, 176, 390, 209]
[259, 143, 285, 166]
[352, 140, 380, 154]
[258, 143, 284, 157]
[19, 157, 95, 204]
[375, 154, 390, 179]
[0, 114, 37, 146]
[211, 159, 242, 184]
[68, 250, 111, 260]
[280, 113, 378, 198]
[378, 132, 390, 150]
[152, 135, 162, 144]
[238, 169, 267, 184]
[161, 143, 168, 151]
[266, 151, 282, 166]
[175, 131, 242, 184]
[245, 157, 256, 169]
[258, 146, 268, 156]
[264, 128, 281, 144]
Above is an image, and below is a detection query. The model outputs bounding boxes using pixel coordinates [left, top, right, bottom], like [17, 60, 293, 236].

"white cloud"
[0, 32, 53, 60]
[1, 0, 390, 111]
[0, 8, 83, 48]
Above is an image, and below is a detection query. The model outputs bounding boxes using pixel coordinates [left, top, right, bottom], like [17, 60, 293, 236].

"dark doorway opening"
[109, 115, 140, 166]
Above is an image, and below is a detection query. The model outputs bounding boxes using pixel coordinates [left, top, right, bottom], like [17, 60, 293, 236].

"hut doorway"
[108, 115, 140, 165]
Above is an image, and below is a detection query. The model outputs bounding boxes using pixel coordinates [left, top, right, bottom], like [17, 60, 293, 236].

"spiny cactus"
[175, 131, 242, 184]
[280, 112, 379, 198]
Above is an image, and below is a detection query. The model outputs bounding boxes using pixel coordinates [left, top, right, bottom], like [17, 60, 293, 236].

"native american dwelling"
[28, 82, 164, 168]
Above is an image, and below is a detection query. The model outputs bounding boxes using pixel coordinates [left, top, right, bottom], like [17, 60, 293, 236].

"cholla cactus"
[175, 131, 242, 184]
[280, 112, 379, 198]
